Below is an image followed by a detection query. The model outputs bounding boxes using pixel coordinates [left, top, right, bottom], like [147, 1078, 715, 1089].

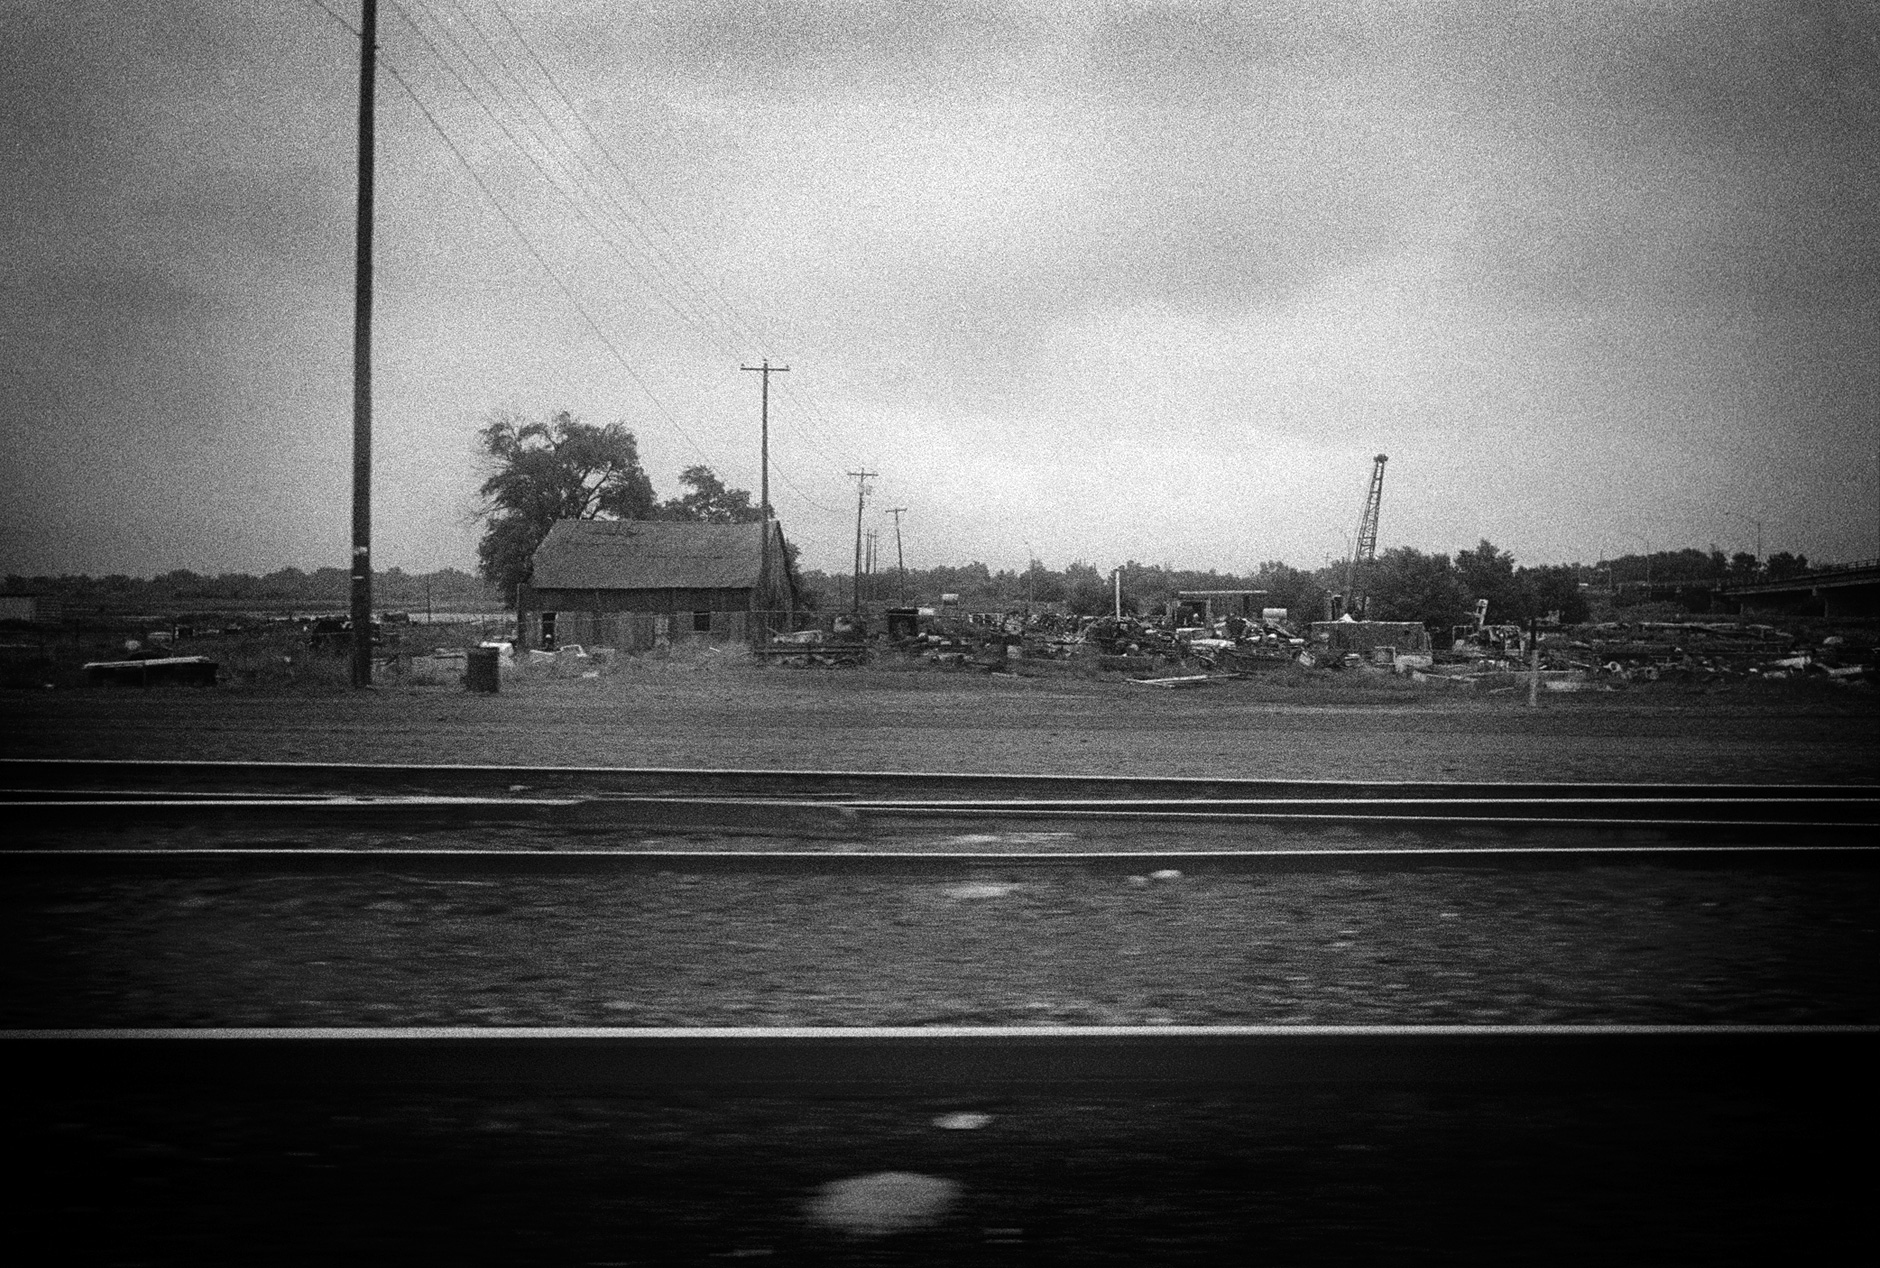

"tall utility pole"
[739, 360, 788, 519]
[888, 507, 908, 604]
[350, 0, 379, 689]
[739, 361, 786, 633]
[847, 469, 876, 615]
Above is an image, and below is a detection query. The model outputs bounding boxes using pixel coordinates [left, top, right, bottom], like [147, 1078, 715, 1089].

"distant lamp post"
[1631, 533, 1652, 591]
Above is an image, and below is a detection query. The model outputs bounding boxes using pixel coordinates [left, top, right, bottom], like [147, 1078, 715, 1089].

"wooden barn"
[517, 519, 801, 651]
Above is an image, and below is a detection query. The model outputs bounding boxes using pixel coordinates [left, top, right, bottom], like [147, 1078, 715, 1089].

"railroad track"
[14, 761, 1874, 1258]
[6, 758, 1877, 843]
[7, 844, 1878, 875]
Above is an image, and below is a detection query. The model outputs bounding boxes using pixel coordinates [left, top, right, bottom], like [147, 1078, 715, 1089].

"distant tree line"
[805, 541, 1591, 629]
[1, 566, 496, 611]
[809, 541, 1813, 632]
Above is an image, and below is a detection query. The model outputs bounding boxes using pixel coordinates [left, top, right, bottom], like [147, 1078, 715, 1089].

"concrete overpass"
[1714, 559, 1880, 618]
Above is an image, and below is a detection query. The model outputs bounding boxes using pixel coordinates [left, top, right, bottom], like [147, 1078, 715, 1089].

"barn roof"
[530, 519, 788, 591]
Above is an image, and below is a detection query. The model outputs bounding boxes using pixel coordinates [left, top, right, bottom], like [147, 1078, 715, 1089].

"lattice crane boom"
[1342, 454, 1388, 618]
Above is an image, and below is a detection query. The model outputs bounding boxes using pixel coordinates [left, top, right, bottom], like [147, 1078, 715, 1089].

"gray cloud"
[3, 0, 1875, 576]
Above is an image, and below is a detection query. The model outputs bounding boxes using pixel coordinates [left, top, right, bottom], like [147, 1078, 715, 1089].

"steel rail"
[9, 791, 1877, 817]
[6, 757, 1874, 804]
[6, 845, 1875, 875]
[6, 795, 1875, 844]
[5, 1025, 1872, 1090]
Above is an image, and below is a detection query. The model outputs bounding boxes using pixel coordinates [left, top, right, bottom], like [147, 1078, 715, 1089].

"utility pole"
[888, 508, 908, 605]
[739, 360, 789, 519]
[848, 469, 876, 615]
[740, 361, 787, 635]
[349, 0, 378, 689]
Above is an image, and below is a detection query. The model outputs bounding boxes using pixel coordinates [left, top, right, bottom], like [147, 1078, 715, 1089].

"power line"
[481, 0, 864, 470]
[391, 1, 852, 504]
[393, 1, 745, 355]
[302, 0, 360, 36]
[444, 0, 765, 362]
[379, 55, 719, 466]
[484, 0, 786, 356]
[314, 0, 851, 514]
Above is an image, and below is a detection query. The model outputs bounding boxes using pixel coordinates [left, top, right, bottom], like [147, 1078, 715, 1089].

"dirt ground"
[4, 665, 1876, 783]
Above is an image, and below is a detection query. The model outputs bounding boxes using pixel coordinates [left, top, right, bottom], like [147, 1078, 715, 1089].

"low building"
[0, 594, 62, 623]
[1176, 590, 1268, 623]
[1310, 619, 1432, 655]
[518, 519, 802, 651]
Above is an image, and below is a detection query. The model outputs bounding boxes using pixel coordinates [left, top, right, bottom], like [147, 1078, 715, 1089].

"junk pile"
[762, 607, 1313, 677]
[1410, 619, 1875, 690]
[1567, 621, 1873, 685]
[759, 620, 867, 667]
[762, 606, 1874, 688]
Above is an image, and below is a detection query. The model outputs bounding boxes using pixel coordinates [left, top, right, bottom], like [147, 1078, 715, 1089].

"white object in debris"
[933, 1111, 993, 1130]
[1150, 869, 1183, 882]
[805, 1172, 960, 1237]
[944, 881, 1015, 900]
[1128, 675, 1216, 688]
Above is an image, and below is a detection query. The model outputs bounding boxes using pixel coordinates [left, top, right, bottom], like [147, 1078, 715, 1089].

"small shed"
[519, 519, 802, 651]
[0, 594, 62, 623]
[1310, 619, 1432, 654]
[1177, 590, 1268, 622]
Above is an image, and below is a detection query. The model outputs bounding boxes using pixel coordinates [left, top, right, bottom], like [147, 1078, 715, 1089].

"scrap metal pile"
[766, 609, 1874, 690]
[1413, 620, 1875, 691]
[771, 610, 1308, 676]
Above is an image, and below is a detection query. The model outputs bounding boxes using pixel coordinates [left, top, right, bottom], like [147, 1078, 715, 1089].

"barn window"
[692, 610, 713, 633]
[540, 611, 557, 650]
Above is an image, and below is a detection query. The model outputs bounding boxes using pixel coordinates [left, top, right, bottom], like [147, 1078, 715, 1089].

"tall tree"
[1455, 539, 1527, 624]
[1368, 547, 1472, 632]
[658, 465, 762, 523]
[1518, 564, 1590, 624]
[1765, 551, 1809, 579]
[475, 410, 656, 598]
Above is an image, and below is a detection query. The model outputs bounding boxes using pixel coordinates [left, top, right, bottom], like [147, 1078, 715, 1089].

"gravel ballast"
[9, 864, 1873, 1028]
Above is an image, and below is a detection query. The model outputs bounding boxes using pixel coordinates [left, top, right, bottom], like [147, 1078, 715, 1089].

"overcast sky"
[4, 0, 1876, 579]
